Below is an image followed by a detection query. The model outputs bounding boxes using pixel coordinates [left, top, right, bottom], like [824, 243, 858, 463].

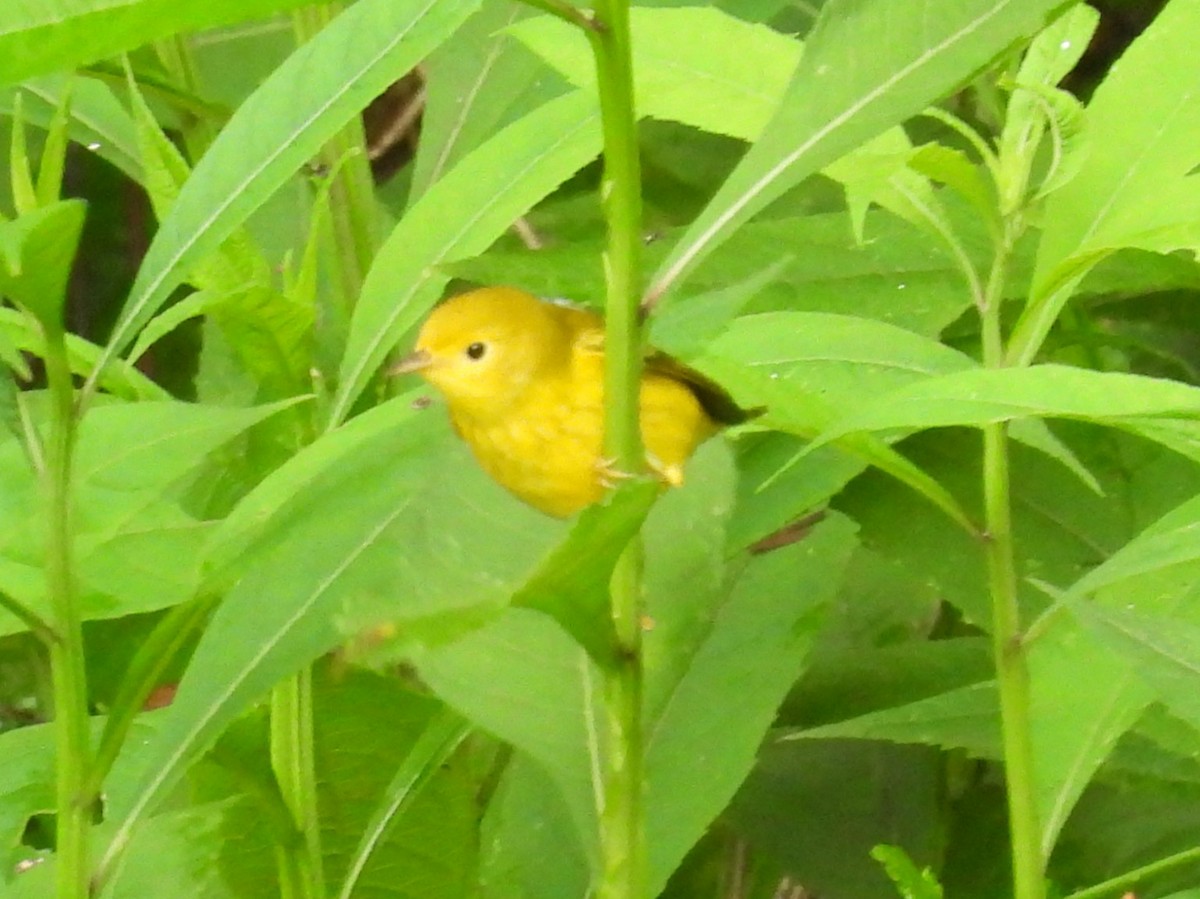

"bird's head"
[392, 287, 571, 418]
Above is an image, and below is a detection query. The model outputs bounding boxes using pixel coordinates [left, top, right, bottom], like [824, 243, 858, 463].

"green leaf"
[0, 398, 303, 635]
[510, 7, 800, 142]
[411, 0, 565, 200]
[647, 260, 790, 359]
[1068, 493, 1200, 599]
[107, 801, 245, 899]
[787, 682, 1001, 758]
[997, 1, 1096, 205]
[99, 409, 561, 879]
[452, 207, 982, 339]
[8, 92, 37, 215]
[0, 307, 168, 401]
[647, 0, 1067, 302]
[690, 311, 979, 532]
[645, 514, 857, 892]
[812, 365, 1200, 451]
[0, 200, 86, 332]
[512, 480, 658, 664]
[729, 739, 945, 899]
[33, 74, 71, 207]
[1027, 614, 1154, 858]
[0, 0, 322, 85]
[0, 723, 59, 854]
[311, 670, 476, 899]
[91, 0, 480, 384]
[872, 844, 944, 899]
[0, 75, 141, 181]
[1033, 0, 1200, 298]
[1027, 494, 1200, 855]
[479, 752, 591, 899]
[1071, 601, 1200, 740]
[412, 609, 603, 866]
[330, 90, 601, 424]
[334, 709, 471, 899]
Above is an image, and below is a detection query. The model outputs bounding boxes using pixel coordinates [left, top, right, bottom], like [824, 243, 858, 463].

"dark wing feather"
[644, 350, 764, 426]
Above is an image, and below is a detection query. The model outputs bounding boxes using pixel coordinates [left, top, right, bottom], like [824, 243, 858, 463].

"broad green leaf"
[124, 62, 273, 298]
[330, 90, 601, 425]
[479, 752, 592, 899]
[692, 312, 978, 427]
[90, 0, 480, 386]
[0, 0, 319, 86]
[411, 0, 564, 200]
[0, 308, 168, 401]
[0, 399, 303, 634]
[513, 480, 658, 663]
[0, 723, 59, 854]
[412, 609, 603, 867]
[99, 410, 561, 879]
[1072, 602, 1200, 738]
[812, 365, 1200, 451]
[1033, 0, 1200, 295]
[1027, 616, 1154, 857]
[1028, 494, 1200, 854]
[688, 311, 979, 532]
[641, 441, 737, 726]
[645, 514, 857, 892]
[452, 207, 985, 339]
[312, 670, 475, 899]
[1069, 493, 1200, 599]
[510, 7, 800, 142]
[647, 0, 1066, 303]
[789, 637, 993, 728]
[647, 268, 780, 361]
[107, 801, 243, 899]
[0, 200, 86, 332]
[787, 682, 1001, 758]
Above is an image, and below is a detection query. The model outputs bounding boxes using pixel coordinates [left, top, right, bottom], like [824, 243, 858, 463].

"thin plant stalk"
[293, 3, 380, 312]
[980, 234, 1043, 899]
[43, 325, 92, 899]
[271, 669, 327, 899]
[588, 0, 647, 891]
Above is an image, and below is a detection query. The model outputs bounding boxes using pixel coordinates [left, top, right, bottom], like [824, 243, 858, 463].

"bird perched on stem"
[391, 286, 756, 517]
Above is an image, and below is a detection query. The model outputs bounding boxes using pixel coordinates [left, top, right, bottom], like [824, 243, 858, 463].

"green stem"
[271, 670, 326, 899]
[589, 0, 646, 892]
[1063, 845, 1200, 899]
[88, 593, 219, 795]
[154, 34, 220, 159]
[293, 3, 380, 313]
[980, 237, 1043, 899]
[43, 326, 91, 899]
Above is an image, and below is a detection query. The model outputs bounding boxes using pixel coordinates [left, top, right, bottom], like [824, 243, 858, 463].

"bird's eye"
[465, 341, 487, 360]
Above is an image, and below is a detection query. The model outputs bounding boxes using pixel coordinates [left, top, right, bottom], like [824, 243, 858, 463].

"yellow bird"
[392, 286, 755, 518]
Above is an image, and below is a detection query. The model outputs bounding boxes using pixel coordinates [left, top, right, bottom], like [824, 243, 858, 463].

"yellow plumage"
[394, 286, 746, 518]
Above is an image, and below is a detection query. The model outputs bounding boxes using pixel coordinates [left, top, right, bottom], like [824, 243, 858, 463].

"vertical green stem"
[43, 327, 91, 899]
[980, 235, 1043, 899]
[271, 670, 326, 899]
[293, 3, 380, 312]
[589, 0, 646, 893]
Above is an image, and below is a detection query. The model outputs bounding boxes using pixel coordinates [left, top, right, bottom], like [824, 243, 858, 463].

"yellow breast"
[451, 354, 713, 518]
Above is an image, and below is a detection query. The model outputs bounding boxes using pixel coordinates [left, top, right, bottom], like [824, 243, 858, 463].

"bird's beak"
[389, 349, 432, 376]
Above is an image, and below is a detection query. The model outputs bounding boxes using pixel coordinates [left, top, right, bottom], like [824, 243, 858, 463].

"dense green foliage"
[1, 0, 1199, 897]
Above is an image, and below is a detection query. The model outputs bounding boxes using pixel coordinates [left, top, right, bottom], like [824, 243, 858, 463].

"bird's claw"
[596, 457, 634, 489]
